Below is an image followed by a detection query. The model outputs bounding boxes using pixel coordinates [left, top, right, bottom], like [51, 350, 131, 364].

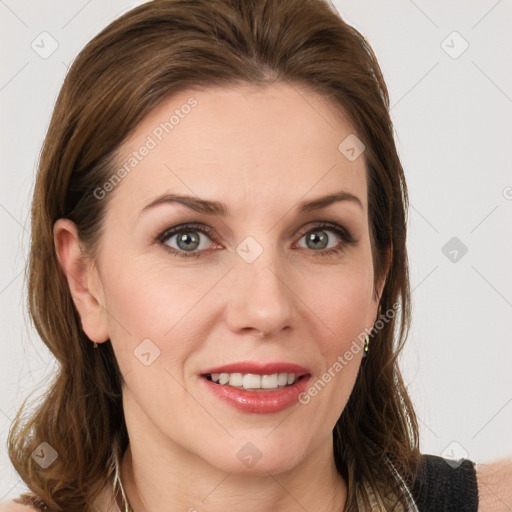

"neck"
[120, 438, 347, 512]
[118, 385, 347, 512]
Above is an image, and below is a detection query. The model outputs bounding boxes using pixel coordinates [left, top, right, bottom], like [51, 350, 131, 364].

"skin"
[475, 459, 512, 511]
[53, 82, 385, 512]
[2, 84, 510, 512]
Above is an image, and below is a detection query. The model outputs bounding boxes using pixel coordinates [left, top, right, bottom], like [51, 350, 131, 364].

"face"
[61, 82, 385, 476]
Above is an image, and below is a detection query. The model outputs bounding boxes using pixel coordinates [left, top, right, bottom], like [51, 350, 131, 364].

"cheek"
[100, 250, 230, 378]
[103, 245, 201, 325]
[99, 257, 189, 356]
[305, 259, 374, 347]
[299, 260, 373, 410]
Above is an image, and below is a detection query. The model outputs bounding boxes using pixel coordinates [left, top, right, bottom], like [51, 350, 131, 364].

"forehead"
[108, 82, 367, 219]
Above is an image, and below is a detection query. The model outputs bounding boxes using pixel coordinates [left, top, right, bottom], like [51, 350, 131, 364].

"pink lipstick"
[199, 361, 311, 414]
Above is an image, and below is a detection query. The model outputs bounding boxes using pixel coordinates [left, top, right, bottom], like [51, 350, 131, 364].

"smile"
[204, 372, 300, 390]
[199, 361, 312, 414]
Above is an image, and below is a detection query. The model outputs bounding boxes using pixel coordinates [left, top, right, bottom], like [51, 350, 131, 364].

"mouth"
[198, 362, 312, 413]
[202, 372, 307, 391]
[200, 361, 310, 391]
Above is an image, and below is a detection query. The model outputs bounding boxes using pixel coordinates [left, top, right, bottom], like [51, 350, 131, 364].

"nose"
[225, 252, 295, 339]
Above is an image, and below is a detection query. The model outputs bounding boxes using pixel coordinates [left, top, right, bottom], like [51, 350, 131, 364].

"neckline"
[106, 451, 419, 512]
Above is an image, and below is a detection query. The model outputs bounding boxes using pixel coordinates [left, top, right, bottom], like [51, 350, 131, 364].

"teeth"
[207, 372, 298, 390]
[229, 373, 243, 387]
[261, 374, 278, 389]
[243, 374, 261, 389]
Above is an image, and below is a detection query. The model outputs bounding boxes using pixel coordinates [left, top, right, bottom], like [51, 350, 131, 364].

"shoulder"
[475, 457, 512, 511]
[411, 453, 478, 511]
[0, 501, 38, 511]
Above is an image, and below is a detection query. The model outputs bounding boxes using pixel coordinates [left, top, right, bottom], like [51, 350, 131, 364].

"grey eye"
[299, 228, 341, 251]
[164, 229, 210, 252]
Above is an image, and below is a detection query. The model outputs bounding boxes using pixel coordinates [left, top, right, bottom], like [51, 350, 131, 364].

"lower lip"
[200, 375, 311, 414]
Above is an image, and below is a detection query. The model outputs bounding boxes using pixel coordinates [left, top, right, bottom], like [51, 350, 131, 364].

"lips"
[200, 361, 310, 377]
[199, 361, 312, 414]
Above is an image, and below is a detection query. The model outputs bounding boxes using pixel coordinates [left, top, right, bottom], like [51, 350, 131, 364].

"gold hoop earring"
[93, 342, 98, 349]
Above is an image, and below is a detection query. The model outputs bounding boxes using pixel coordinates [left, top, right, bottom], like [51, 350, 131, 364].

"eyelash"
[156, 221, 356, 259]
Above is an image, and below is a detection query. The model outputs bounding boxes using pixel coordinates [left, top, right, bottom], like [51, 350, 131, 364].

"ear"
[374, 243, 392, 305]
[53, 218, 109, 344]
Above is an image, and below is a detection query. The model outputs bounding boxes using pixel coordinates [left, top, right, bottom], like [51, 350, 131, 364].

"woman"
[3, 0, 509, 510]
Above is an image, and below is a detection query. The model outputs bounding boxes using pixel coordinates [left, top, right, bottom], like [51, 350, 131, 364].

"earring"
[363, 303, 382, 359]
[362, 335, 369, 357]
[93, 342, 98, 349]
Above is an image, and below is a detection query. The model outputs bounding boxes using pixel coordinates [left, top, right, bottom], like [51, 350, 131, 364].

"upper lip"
[201, 361, 310, 377]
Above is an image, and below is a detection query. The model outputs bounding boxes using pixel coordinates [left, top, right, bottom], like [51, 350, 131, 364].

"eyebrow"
[139, 190, 363, 217]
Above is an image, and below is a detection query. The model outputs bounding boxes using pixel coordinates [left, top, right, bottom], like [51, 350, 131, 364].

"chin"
[198, 436, 309, 476]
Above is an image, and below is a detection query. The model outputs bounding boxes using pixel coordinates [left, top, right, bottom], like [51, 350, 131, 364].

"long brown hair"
[8, 0, 420, 510]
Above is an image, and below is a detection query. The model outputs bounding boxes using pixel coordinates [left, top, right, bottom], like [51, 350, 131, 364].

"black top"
[411, 454, 478, 511]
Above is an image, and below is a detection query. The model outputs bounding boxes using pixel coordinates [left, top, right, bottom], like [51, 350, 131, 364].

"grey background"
[1, 0, 511, 501]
